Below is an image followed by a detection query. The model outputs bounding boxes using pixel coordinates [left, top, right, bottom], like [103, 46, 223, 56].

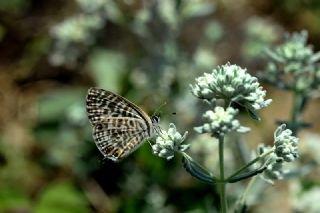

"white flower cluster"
[257, 125, 299, 184]
[49, 0, 114, 66]
[152, 124, 189, 160]
[190, 63, 272, 111]
[263, 158, 285, 179]
[262, 31, 320, 94]
[268, 31, 319, 74]
[49, 14, 105, 66]
[256, 145, 286, 184]
[50, 14, 104, 44]
[260, 152, 289, 184]
[194, 107, 250, 137]
[274, 124, 299, 162]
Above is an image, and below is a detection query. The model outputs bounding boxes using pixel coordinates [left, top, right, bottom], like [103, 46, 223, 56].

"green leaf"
[34, 181, 90, 213]
[246, 108, 261, 121]
[228, 166, 266, 183]
[182, 153, 216, 184]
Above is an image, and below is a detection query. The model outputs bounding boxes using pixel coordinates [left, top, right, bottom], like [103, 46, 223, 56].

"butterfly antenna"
[152, 101, 167, 117]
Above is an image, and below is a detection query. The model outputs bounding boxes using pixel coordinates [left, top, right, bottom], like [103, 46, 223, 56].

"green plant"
[152, 63, 299, 212]
[260, 31, 320, 135]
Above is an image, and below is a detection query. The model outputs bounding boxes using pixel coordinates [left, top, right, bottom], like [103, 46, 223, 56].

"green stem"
[290, 92, 304, 136]
[218, 135, 227, 213]
[225, 99, 232, 108]
[226, 149, 274, 181]
[237, 175, 259, 211]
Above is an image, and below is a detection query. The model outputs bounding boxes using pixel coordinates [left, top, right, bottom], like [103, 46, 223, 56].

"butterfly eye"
[152, 115, 160, 123]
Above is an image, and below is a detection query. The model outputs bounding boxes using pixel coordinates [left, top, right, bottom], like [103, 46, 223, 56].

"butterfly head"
[151, 114, 163, 138]
[151, 114, 160, 125]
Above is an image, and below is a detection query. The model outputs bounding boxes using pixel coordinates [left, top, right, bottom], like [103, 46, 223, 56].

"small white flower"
[261, 157, 288, 184]
[50, 14, 104, 44]
[190, 63, 272, 111]
[49, 14, 105, 66]
[152, 123, 189, 160]
[256, 145, 289, 184]
[256, 124, 300, 184]
[194, 106, 250, 137]
[274, 124, 299, 162]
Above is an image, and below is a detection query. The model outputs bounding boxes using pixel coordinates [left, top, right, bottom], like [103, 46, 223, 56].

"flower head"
[190, 63, 272, 111]
[262, 31, 320, 94]
[274, 124, 299, 162]
[194, 106, 250, 137]
[262, 157, 287, 184]
[49, 14, 104, 66]
[256, 144, 289, 184]
[256, 125, 300, 184]
[152, 123, 189, 160]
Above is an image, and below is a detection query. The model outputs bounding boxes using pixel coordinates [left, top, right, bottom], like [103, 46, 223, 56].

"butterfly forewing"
[86, 88, 156, 161]
[86, 88, 145, 125]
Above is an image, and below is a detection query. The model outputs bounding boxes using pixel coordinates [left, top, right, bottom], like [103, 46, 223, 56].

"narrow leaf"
[247, 108, 261, 121]
[182, 153, 216, 184]
[228, 166, 266, 183]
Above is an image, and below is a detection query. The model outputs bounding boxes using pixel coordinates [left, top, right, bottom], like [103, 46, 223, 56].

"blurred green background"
[1, 0, 320, 212]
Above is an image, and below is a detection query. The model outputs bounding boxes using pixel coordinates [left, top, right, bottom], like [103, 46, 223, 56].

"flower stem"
[226, 149, 274, 181]
[290, 92, 305, 136]
[237, 175, 259, 211]
[218, 135, 227, 213]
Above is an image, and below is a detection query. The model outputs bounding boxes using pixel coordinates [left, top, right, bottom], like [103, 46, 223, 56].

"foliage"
[1, 0, 320, 212]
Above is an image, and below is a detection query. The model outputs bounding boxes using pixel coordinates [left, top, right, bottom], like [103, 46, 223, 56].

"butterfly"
[86, 87, 160, 161]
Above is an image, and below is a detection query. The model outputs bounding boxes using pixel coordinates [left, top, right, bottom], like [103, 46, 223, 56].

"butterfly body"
[86, 88, 159, 161]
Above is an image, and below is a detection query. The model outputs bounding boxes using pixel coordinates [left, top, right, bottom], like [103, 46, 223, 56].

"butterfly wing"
[86, 88, 154, 161]
[93, 118, 150, 161]
[86, 87, 152, 126]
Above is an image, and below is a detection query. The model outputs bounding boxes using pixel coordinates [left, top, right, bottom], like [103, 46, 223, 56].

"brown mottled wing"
[86, 88, 153, 161]
[86, 87, 151, 125]
[93, 118, 150, 161]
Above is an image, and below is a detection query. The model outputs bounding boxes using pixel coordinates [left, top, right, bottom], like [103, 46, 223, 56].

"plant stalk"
[237, 175, 259, 211]
[218, 135, 227, 213]
[226, 149, 274, 181]
[290, 92, 305, 136]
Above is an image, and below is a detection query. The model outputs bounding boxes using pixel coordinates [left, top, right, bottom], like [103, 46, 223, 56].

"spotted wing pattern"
[86, 88, 146, 125]
[93, 118, 150, 161]
[86, 88, 154, 161]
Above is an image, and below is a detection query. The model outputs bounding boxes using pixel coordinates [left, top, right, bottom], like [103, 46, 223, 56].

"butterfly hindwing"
[93, 122, 149, 161]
